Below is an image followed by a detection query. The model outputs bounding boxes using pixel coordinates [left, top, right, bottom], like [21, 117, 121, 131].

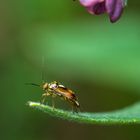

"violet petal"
[87, 2, 106, 15]
[79, 0, 104, 7]
[109, 0, 124, 23]
[105, 0, 116, 14]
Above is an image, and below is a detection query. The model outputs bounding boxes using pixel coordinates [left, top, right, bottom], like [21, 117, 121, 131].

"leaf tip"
[27, 101, 41, 107]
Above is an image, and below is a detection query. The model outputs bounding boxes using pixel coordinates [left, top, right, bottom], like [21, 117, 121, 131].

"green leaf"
[28, 101, 140, 125]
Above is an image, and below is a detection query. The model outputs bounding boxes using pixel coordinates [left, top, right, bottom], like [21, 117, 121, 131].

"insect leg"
[71, 100, 80, 113]
[41, 93, 50, 104]
[71, 105, 74, 113]
[52, 97, 55, 110]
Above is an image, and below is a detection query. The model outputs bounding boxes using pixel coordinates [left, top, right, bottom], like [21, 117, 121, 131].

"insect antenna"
[42, 55, 49, 85]
[25, 83, 40, 87]
[42, 56, 46, 83]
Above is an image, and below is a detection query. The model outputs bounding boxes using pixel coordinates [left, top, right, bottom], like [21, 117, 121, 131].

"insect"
[27, 81, 80, 112]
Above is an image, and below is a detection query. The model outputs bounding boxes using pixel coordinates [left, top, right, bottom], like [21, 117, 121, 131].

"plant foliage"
[28, 101, 140, 125]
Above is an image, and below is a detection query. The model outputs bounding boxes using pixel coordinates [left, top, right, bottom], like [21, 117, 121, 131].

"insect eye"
[49, 83, 58, 89]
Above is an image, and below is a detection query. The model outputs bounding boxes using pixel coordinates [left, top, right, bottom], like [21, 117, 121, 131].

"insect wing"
[55, 86, 76, 99]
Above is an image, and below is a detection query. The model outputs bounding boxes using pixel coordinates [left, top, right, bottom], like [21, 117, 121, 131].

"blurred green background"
[1, 0, 140, 140]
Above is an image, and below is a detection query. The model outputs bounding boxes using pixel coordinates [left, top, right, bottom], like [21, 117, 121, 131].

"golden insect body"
[28, 81, 80, 112]
[42, 81, 80, 111]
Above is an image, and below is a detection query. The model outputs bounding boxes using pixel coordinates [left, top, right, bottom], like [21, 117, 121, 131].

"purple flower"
[79, 0, 126, 23]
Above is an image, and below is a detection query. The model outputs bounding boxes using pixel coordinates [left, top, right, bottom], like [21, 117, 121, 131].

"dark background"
[0, 0, 140, 140]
